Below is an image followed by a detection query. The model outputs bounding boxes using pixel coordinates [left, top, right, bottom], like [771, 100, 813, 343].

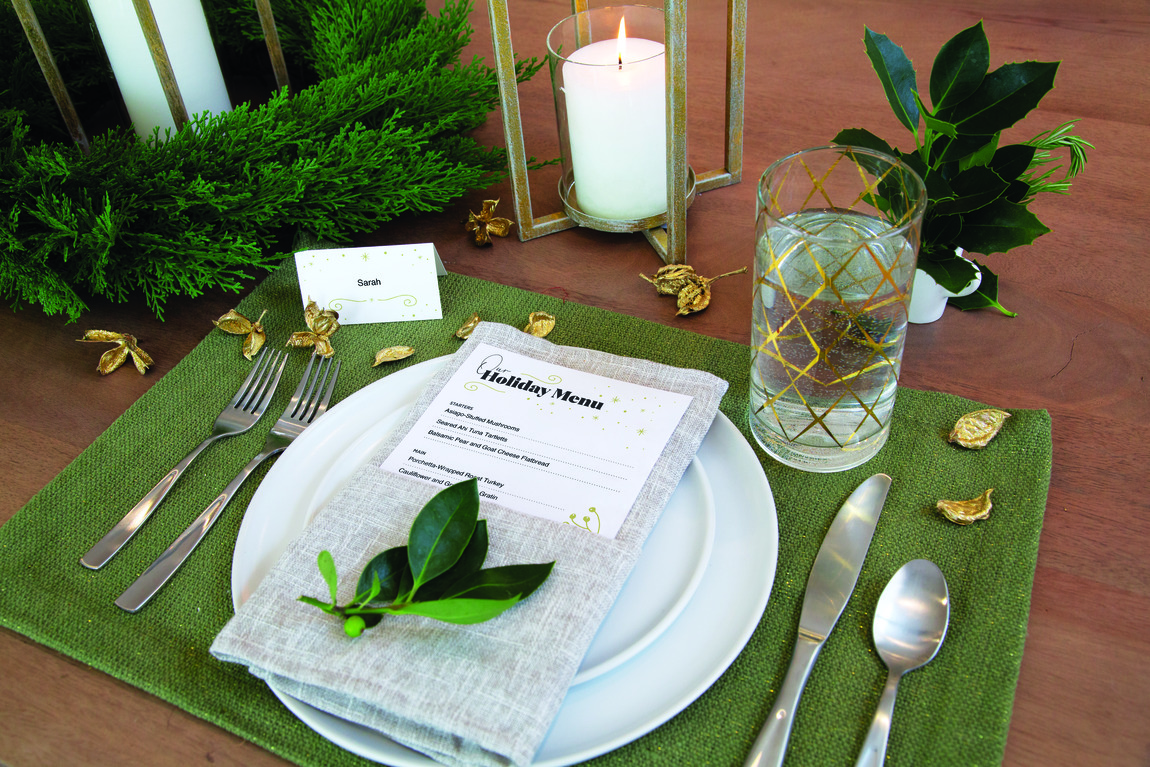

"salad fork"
[115, 353, 341, 613]
[81, 348, 288, 570]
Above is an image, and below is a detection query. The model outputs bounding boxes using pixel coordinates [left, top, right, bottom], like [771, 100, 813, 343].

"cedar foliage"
[1, 0, 536, 320]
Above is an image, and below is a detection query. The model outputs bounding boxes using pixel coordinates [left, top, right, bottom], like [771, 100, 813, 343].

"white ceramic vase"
[908, 249, 982, 324]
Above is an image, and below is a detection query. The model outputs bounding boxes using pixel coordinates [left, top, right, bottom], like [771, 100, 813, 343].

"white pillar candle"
[562, 22, 666, 221]
[87, 0, 231, 139]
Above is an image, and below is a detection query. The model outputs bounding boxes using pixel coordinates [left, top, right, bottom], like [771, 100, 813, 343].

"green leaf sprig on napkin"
[300, 478, 555, 636]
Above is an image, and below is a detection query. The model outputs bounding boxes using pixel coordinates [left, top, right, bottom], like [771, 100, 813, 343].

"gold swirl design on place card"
[329, 295, 417, 311]
[565, 507, 601, 534]
[523, 372, 562, 384]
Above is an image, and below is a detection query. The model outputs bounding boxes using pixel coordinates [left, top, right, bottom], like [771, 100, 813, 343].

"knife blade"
[744, 473, 892, 767]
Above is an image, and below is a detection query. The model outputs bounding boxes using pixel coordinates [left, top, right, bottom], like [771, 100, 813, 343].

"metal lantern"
[487, 0, 747, 264]
[12, 0, 290, 147]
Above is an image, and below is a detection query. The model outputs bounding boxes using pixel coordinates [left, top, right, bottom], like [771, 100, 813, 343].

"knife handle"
[744, 632, 824, 767]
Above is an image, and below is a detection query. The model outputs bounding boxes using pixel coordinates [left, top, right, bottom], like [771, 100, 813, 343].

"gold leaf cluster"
[77, 330, 153, 375]
[465, 199, 515, 246]
[937, 489, 994, 525]
[640, 264, 747, 316]
[287, 298, 340, 357]
[213, 309, 267, 359]
[949, 409, 1011, 448]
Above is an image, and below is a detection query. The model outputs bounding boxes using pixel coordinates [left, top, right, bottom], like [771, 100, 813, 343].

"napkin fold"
[210, 322, 728, 767]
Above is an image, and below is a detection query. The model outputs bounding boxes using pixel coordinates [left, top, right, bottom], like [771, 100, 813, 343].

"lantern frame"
[486, 0, 747, 264]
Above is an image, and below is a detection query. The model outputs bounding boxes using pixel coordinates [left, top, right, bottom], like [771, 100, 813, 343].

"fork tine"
[295, 355, 328, 420]
[298, 357, 336, 422]
[311, 360, 341, 421]
[249, 351, 288, 418]
[237, 350, 280, 411]
[228, 347, 271, 409]
[286, 352, 319, 417]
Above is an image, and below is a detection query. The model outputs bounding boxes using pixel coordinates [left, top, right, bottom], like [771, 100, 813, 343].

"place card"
[379, 343, 695, 538]
[294, 243, 446, 325]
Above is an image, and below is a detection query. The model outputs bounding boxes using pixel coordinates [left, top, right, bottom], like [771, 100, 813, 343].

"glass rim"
[757, 145, 928, 243]
[546, 5, 666, 68]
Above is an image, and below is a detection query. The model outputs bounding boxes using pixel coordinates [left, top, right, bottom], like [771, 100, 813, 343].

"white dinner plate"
[231, 356, 778, 766]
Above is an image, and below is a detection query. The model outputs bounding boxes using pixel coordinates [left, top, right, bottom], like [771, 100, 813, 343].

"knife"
[744, 473, 892, 767]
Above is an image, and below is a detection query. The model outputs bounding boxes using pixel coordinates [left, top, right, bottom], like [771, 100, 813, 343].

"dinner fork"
[81, 348, 289, 570]
[115, 353, 341, 613]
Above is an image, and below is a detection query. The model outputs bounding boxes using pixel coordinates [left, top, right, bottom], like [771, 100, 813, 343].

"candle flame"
[616, 17, 626, 68]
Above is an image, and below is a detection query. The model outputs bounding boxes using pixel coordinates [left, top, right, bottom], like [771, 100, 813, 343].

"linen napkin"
[210, 321, 728, 767]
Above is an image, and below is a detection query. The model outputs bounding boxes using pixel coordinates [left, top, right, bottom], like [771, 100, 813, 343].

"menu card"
[380, 342, 694, 538]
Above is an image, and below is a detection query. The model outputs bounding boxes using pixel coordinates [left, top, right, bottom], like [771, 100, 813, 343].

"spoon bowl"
[854, 559, 950, 767]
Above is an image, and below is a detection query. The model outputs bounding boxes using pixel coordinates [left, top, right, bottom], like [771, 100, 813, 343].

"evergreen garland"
[1, 0, 537, 320]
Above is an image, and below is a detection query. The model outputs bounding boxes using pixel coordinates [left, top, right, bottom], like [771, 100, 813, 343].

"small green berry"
[343, 615, 366, 638]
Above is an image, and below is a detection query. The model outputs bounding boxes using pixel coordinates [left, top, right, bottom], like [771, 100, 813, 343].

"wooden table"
[2, 0, 1147, 764]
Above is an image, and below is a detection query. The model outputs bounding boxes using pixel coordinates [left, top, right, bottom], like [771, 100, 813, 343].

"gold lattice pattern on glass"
[752, 150, 918, 448]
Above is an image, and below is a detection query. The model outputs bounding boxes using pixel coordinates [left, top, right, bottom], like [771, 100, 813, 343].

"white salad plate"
[231, 356, 778, 766]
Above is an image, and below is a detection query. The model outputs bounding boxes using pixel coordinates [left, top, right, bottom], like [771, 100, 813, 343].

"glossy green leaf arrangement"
[834, 22, 1091, 315]
[299, 478, 555, 637]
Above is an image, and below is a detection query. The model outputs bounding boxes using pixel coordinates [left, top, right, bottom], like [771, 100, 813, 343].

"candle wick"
[618, 53, 623, 70]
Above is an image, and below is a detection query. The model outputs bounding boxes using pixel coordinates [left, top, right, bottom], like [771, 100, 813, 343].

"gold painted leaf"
[242, 328, 266, 360]
[98, 344, 130, 375]
[213, 309, 254, 335]
[302, 298, 340, 335]
[79, 329, 124, 343]
[314, 337, 335, 358]
[128, 338, 154, 374]
[937, 489, 994, 525]
[641, 264, 697, 296]
[949, 409, 1011, 448]
[373, 346, 415, 366]
[286, 331, 332, 357]
[524, 311, 556, 338]
[286, 331, 315, 349]
[676, 278, 711, 315]
[456, 312, 481, 339]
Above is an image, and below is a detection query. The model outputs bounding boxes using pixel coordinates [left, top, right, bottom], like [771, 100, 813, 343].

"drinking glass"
[749, 146, 927, 472]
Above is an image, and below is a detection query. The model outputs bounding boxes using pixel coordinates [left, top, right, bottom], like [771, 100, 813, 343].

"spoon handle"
[854, 670, 902, 767]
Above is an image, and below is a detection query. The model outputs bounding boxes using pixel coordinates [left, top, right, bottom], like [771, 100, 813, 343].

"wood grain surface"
[1, 0, 1147, 765]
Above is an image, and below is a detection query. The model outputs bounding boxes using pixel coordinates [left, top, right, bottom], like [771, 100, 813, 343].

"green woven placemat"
[0, 261, 1050, 767]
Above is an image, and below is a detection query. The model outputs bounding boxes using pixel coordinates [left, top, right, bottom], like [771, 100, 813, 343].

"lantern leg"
[488, 0, 575, 241]
[653, 0, 688, 265]
[254, 0, 291, 94]
[129, 0, 189, 130]
[696, 0, 746, 191]
[12, 0, 90, 153]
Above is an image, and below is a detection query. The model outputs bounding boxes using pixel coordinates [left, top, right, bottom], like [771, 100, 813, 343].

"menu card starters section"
[380, 344, 694, 538]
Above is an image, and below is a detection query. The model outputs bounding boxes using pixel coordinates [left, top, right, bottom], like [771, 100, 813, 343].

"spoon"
[854, 559, 950, 767]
